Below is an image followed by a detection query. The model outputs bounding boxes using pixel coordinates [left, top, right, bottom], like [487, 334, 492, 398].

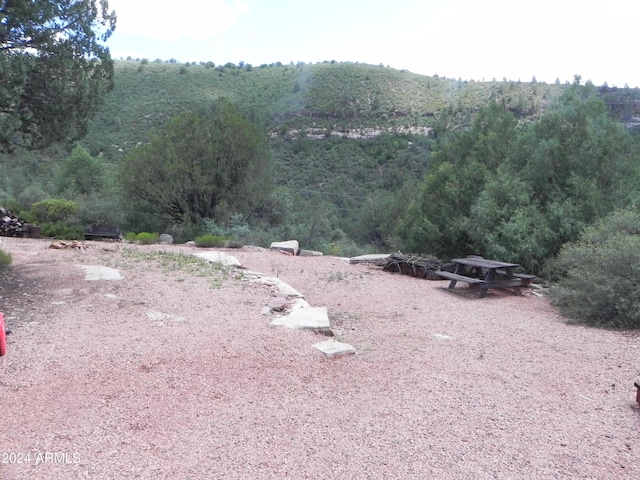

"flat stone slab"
[77, 265, 124, 281]
[433, 333, 454, 340]
[300, 249, 323, 257]
[193, 251, 242, 268]
[270, 307, 331, 333]
[313, 339, 357, 358]
[348, 253, 390, 265]
[244, 272, 304, 298]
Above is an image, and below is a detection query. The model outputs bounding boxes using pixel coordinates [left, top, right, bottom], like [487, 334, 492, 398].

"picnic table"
[436, 256, 535, 298]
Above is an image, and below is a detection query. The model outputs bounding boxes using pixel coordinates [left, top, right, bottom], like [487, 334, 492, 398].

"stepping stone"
[270, 307, 331, 333]
[313, 339, 356, 358]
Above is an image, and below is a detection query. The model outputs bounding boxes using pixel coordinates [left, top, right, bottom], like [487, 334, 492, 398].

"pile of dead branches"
[383, 252, 443, 280]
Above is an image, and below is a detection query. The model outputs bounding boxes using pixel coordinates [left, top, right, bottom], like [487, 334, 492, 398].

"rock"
[185, 241, 196, 246]
[193, 251, 242, 268]
[244, 245, 267, 252]
[244, 272, 304, 298]
[349, 253, 390, 266]
[313, 339, 356, 358]
[288, 298, 310, 310]
[268, 296, 287, 311]
[158, 233, 173, 245]
[270, 307, 331, 333]
[433, 333, 454, 340]
[270, 240, 300, 256]
[300, 249, 323, 257]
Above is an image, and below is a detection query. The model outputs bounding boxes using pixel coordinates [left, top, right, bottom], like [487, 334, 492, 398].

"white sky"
[106, 0, 640, 87]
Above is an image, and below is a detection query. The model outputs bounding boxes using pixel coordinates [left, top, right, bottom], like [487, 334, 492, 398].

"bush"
[201, 214, 250, 242]
[40, 223, 84, 240]
[124, 231, 137, 242]
[0, 249, 12, 268]
[549, 209, 640, 329]
[194, 234, 227, 248]
[27, 198, 77, 224]
[135, 232, 159, 245]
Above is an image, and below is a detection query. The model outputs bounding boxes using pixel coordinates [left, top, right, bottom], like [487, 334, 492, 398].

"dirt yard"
[0, 237, 639, 479]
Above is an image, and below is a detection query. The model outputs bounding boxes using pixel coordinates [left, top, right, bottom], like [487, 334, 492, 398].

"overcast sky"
[106, 0, 640, 87]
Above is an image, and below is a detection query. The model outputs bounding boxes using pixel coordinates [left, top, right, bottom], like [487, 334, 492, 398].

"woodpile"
[49, 240, 86, 250]
[383, 252, 444, 280]
[0, 207, 41, 238]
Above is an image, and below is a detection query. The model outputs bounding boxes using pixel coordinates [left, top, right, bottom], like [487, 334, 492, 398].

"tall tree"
[399, 102, 518, 258]
[120, 101, 272, 225]
[0, 0, 116, 151]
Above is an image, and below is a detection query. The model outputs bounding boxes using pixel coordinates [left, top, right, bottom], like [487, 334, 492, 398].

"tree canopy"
[120, 101, 272, 225]
[399, 79, 640, 273]
[0, 0, 116, 151]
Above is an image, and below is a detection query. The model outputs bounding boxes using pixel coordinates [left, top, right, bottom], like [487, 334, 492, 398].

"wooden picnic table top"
[451, 257, 520, 269]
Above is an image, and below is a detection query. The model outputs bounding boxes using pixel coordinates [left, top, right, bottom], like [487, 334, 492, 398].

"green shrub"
[27, 198, 77, 224]
[40, 222, 84, 240]
[549, 209, 640, 329]
[135, 232, 159, 245]
[201, 214, 250, 241]
[124, 231, 138, 242]
[194, 234, 227, 248]
[0, 249, 12, 268]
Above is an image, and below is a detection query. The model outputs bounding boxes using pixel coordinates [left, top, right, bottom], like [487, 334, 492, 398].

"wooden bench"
[495, 270, 537, 284]
[84, 224, 121, 241]
[436, 270, 485, 285]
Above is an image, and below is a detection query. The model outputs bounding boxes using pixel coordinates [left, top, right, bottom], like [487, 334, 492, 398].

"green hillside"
[82, 60, 563, 158]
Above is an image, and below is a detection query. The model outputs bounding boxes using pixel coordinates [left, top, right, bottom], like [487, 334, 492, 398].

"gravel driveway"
[0, 237, 639, 479]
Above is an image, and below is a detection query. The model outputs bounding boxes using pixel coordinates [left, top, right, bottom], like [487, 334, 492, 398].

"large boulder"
[158, 233, 173, 245]
[270, 240, 300, 256]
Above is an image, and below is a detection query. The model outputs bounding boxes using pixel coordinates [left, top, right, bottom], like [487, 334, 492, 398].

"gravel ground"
[0, 237, 639, 480]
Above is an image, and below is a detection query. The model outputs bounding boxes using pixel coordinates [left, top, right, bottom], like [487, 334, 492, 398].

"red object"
[0, 312, 6, 356]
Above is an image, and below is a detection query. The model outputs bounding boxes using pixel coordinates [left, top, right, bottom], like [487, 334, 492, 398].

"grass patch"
[112, 248, 231, 288]
[0, 249, 12, 268]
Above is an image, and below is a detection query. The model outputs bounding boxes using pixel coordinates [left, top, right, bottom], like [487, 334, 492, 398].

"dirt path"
[0, 237, 639, 479]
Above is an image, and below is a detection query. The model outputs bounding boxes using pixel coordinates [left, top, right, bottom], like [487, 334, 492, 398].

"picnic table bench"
[436, 256, 535, 298]
[84, 224, 122, 241]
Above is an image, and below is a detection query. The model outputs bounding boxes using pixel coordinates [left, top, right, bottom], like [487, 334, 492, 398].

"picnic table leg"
[447, 264, 463, 289]
[479, 268, 499, 298]
[503, 267, 523, 296]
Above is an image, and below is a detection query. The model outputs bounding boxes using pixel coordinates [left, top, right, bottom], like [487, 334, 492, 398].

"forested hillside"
[82, 60, 562, 157]
[3, 60, 640, 283]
